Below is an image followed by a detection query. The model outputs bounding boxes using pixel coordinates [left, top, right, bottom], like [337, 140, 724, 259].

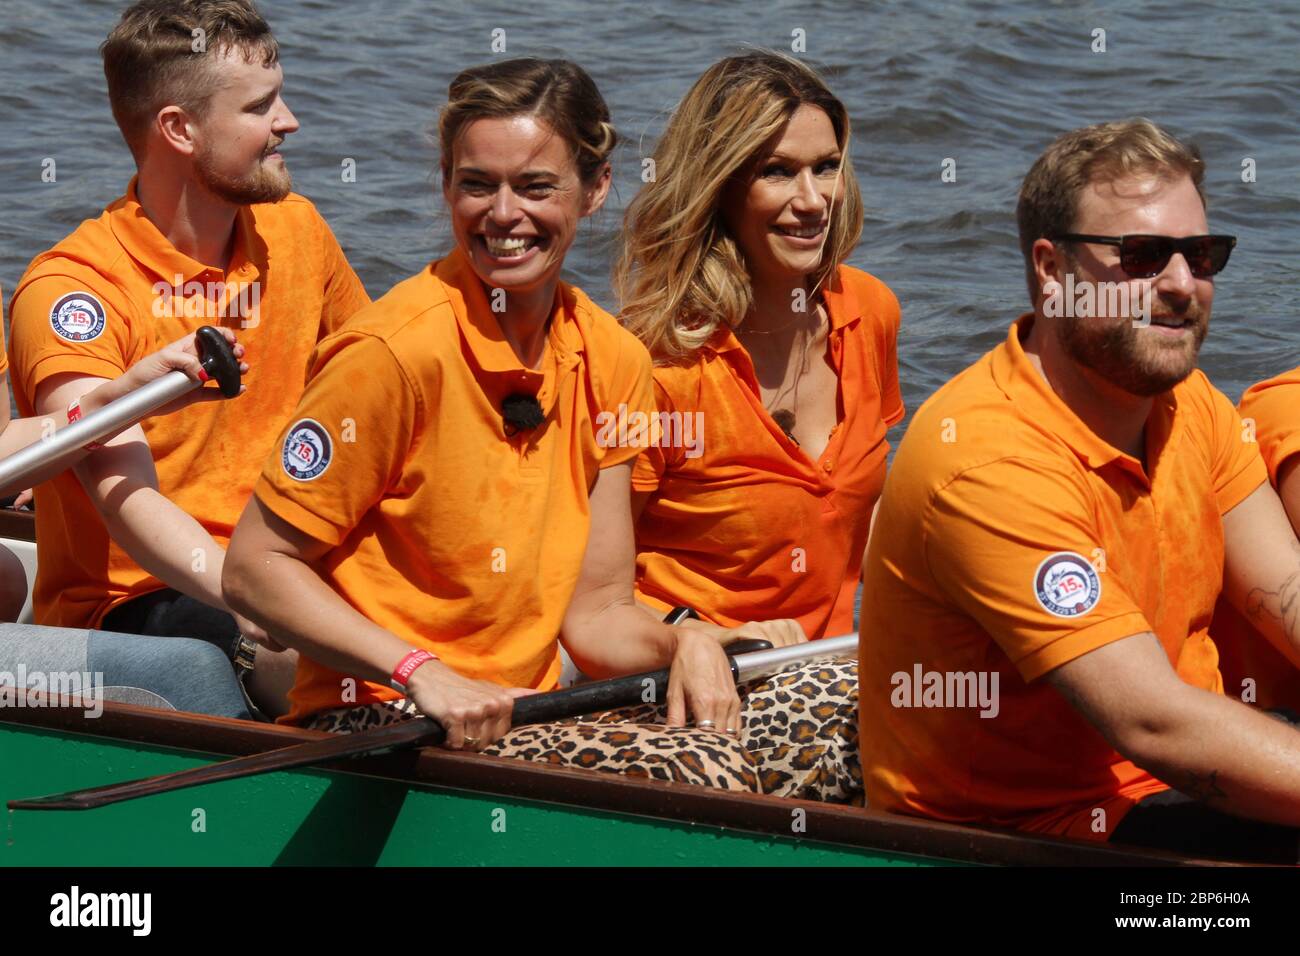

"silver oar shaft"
[0, 370, 196, 493]
[733, 633, 858, 681]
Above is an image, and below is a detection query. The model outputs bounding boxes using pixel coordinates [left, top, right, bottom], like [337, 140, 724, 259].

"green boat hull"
[2, 721, 925, 867]
[0, 700, 1208, 867]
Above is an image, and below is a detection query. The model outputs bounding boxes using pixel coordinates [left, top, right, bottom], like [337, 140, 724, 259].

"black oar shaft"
[12, 715, 441, 810]
[8, 636, 856, 812]
[514, 665, 677, 723]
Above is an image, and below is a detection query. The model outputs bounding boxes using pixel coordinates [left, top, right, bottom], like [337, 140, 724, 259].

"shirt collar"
[708, 265, 859, 360]
[433, 247, 584, 406]
[108, 176, 261, 283]
[991, 314, 1178, 476]
[820, 265, 861, 333]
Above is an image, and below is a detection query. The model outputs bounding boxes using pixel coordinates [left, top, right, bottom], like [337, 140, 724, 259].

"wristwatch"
[664, 606, 700, 625]
[232, 634, 259, 676]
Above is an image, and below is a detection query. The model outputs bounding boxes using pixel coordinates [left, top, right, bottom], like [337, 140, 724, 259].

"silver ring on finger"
[696, 719, 716, 730]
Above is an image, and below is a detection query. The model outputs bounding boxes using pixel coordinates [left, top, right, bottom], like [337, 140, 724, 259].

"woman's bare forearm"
[563, 596, 678, 678]
[98, 484, 229, 608]
[224, 544, 411, 685]
[0, 415, 101, 495]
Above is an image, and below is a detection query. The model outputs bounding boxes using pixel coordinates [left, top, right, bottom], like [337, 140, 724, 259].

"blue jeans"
[0, 622, 250, 720]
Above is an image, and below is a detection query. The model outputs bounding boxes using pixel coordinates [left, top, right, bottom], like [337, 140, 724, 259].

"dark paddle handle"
[515, 606, 769, 721]
[663, 605, 699, 625]
[513, 666, 673, 723]
[511, 638, 770, 724]
[196, 325, 242, 398]
[724, 638, 773, 655]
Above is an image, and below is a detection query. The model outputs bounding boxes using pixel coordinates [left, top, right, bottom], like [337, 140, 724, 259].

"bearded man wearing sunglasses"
[858, 118, 1300, 863]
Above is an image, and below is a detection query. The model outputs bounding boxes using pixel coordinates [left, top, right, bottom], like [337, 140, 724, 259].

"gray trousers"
[0, 622, 250, 719]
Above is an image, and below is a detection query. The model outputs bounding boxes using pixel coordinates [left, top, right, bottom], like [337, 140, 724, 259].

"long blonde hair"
[615, 51, 864, 364]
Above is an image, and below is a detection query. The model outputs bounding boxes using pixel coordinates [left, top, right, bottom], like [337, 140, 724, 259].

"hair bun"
[593, 120, 618, 159]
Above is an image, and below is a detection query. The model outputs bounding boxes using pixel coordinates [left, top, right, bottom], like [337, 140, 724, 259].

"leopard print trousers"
[306, 656, 861, 803]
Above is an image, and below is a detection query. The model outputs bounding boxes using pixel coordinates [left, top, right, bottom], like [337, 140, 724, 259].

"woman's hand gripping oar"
[7, 634, 857, 811]
[0, 325, 242, 495]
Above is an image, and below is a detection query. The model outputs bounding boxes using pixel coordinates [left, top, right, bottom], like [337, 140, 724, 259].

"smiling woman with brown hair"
[223, 58, 778, 789]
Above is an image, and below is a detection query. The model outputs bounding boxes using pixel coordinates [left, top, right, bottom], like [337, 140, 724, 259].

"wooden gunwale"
[0, 699, 1224, 867]
[0, 510, 35, 543]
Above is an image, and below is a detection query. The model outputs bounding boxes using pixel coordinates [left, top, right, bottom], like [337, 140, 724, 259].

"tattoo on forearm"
[1245, 539, 1300, 641]
[1174, 769, 1228, 805]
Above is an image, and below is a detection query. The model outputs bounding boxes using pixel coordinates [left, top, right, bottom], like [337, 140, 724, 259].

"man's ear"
[1032, 237, 1065, 286]
[155, 105, 199, 157]
[1031, 237, 1069, 306]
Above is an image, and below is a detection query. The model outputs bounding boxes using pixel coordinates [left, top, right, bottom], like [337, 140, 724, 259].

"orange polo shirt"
[7, 178, 370, 628]
[255, 248, 656, 724]
[859, 315, 1266, 841]
[632, 265, 903, 639]
[1213, 369, 1300, 712]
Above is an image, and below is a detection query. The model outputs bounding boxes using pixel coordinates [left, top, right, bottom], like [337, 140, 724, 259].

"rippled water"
[3, 0, 1299, 421]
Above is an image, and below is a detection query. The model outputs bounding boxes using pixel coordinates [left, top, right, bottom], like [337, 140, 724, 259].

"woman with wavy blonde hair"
[613, 51, 905, 802]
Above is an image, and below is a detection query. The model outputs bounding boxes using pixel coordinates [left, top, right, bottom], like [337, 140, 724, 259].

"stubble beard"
[195, 143, 292, 205]
[1054, 269, 1209, 397]
[1057, 306, 1208, 397]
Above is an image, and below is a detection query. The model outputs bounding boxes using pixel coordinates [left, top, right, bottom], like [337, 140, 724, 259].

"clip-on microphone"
[502, 392, 545, 437]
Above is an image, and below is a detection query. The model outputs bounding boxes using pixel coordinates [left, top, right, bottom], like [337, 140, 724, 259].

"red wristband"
[67, 400, 102, 451]
[390, 649, 437, 692]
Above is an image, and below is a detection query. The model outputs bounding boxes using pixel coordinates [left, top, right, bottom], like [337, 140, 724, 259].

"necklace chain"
[740, 306, 824, 439]
[737, 315, 808, 335]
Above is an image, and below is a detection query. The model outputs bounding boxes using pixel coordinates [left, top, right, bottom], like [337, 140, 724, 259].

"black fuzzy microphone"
[771, 408, 799, 446]
[502, 392, 544, 436]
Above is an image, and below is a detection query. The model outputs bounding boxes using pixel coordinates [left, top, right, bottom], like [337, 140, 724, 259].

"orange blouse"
[631, 265, 903, 639]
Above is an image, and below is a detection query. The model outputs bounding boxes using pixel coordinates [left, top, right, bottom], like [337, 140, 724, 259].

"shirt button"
[823, 460, 833, 472]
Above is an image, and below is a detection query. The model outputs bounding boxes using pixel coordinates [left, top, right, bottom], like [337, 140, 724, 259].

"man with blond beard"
[859, 118, 1300, 863]
[7, 0, 370, 717]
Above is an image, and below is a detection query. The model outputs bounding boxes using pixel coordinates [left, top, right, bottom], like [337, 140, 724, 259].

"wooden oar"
[8, 634, 857, 811]
[0, 326, 241, 493]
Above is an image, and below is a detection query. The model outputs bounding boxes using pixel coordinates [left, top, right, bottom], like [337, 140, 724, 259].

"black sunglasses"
[1050, 233, 1237, 279]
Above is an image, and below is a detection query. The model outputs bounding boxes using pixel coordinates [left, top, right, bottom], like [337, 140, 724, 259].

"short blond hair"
[102, 0, 279, 161]
[1016, 118, 1206, 301]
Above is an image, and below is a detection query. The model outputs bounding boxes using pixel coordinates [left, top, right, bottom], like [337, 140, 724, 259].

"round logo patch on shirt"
[1033, 551, 1102, 618]
[49, 292, 106, 342]
[281, 418, 332, 482]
